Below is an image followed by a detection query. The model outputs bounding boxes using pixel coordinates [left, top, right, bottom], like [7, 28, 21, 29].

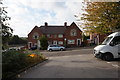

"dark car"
[30, 46, 37, 50]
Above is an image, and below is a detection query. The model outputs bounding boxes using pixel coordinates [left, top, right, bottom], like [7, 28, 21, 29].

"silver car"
[47, 45, 65, 51]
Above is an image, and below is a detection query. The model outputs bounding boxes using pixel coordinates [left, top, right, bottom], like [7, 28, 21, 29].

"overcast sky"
[4, 0, 84, 37]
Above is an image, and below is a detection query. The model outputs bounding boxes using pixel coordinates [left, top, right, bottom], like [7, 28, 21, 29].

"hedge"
[2, 50, 46, 79]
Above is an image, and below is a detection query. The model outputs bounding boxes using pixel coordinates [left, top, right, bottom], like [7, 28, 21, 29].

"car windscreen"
[102, 36, 113, 45]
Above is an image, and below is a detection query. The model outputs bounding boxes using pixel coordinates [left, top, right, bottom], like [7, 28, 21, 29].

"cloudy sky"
[3, 0, 84, 37]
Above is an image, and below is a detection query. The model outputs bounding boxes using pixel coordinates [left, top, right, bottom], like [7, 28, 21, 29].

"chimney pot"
[64, 22, 67, 27]
[45, 22, 48, 27]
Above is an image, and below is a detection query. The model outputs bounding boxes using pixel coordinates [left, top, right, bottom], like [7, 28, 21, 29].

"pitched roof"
[39, 26, 67, 34]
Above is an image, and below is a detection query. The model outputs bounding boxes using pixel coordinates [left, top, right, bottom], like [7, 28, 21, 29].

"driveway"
[19, 48, 119, 78]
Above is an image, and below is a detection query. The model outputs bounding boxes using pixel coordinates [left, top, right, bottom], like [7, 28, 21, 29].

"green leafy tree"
[81, 2, 120, 34]
[39, 35, 48, 50]
[8, 35, 27, 45]
[0, 0, 13, 49]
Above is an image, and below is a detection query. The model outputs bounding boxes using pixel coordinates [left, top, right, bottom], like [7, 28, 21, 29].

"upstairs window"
[70, 29, 77, 36]
[33, 32, 39, 39]
[54, 34, 57, 38]
[47, 34, 51, 38]
[58, 34, 63, 38]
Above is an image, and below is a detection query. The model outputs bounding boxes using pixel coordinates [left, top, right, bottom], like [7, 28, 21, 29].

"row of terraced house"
[27, 22, 107, 49]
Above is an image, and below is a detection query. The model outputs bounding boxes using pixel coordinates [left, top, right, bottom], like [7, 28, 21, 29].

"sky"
[3, 0, 84, 37]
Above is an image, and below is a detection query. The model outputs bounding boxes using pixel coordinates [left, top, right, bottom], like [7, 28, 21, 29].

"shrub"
[2, 50, 46, 79]
[39, 35, 48, 50]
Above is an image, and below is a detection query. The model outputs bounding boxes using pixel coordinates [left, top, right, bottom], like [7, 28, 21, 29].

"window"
[58, 34, 63, 38]
[58, 41, 63, 45]
[54, 34, 57, 38]
[102, 36, 113, 45]
[47, 34, 51, 38]
[70, 29, 77, 36]
[68, 40, 75, 44]
[110, 36, 120, 46]
[33, 32, 39, 39]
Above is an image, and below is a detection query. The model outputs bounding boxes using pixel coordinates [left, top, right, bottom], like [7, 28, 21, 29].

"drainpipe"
[97, 34, 99, 45]
[37, 40, 40, 50]
[64, 38, 67, 48]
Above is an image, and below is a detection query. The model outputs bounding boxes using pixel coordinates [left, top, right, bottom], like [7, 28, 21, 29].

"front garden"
[2, 50, 46, 79]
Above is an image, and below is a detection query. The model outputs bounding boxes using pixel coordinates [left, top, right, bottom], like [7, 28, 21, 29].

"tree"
[39, 35, 48, 50]
[0, 0, 13, 49]
[8, 35, 27, 45]
[81, 2, 120, 34]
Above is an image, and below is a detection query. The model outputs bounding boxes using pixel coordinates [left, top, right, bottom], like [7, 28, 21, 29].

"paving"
[40, 47, 94, 57]
[19, 48, 119, 78]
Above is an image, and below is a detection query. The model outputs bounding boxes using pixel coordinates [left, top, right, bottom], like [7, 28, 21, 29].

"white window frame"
[70, 29, 77, 36]
[58, 34, 63, 38]
[33, 32, 39, 39]
[47, 34, 51, 38]
[77, 39, 81, 46]
[68, 40, 75, 44]
[58, 41, 63, 45]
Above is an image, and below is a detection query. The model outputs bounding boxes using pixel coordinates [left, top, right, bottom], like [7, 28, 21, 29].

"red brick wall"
[45, 34, 64, 46]
[90, 33, 107, 44]
[99, 34, 107, 44]
[28, 23, 83, 48]
[28, 26, 43, 48]
[65, 23, 82, 47]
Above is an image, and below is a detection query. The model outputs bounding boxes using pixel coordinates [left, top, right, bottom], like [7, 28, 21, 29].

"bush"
[39, 35, 48, 50]
[2, 50, 46, 79]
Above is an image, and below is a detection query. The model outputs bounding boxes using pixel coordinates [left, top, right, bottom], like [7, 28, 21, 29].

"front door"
[53, 40, 57, 45]
[28, 42, 32, 49]
[77, 39, 81, 46]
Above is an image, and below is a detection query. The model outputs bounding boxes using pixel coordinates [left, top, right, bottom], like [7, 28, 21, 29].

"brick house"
[28, 22, 82, 49]
[90, 33, 108, 45]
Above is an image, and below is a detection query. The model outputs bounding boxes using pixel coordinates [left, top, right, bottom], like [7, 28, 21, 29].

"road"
[19, 48, 119, 78]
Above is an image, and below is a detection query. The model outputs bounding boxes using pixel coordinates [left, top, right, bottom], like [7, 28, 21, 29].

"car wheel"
[49, 49, 52, 51]
[102, 53, 113, 61]
[60, 48, 63, 51]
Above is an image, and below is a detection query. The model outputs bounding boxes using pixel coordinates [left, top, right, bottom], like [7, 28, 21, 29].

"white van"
[94, 32, 120, 61]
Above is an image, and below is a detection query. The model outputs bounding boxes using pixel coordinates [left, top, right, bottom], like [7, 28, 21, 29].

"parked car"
[93, 32, 120, 61]
[9, 47, 21, 51]
[30, 46, 37, 50]
[47, 45, 65, 51]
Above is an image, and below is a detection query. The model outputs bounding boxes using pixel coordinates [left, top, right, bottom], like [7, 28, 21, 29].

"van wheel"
[102, 53, 113, 61]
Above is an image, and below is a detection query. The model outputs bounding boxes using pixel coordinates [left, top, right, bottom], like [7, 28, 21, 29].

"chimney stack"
[64, 22, 67, 27]
[45, 22, 48, 27]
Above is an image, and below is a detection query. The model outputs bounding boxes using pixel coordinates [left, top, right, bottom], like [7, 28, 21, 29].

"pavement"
[19, 48, 119, 78]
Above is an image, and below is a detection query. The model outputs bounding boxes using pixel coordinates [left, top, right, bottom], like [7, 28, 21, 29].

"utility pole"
[0, 0, 2, 79]
[0, 0, 3, 79]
